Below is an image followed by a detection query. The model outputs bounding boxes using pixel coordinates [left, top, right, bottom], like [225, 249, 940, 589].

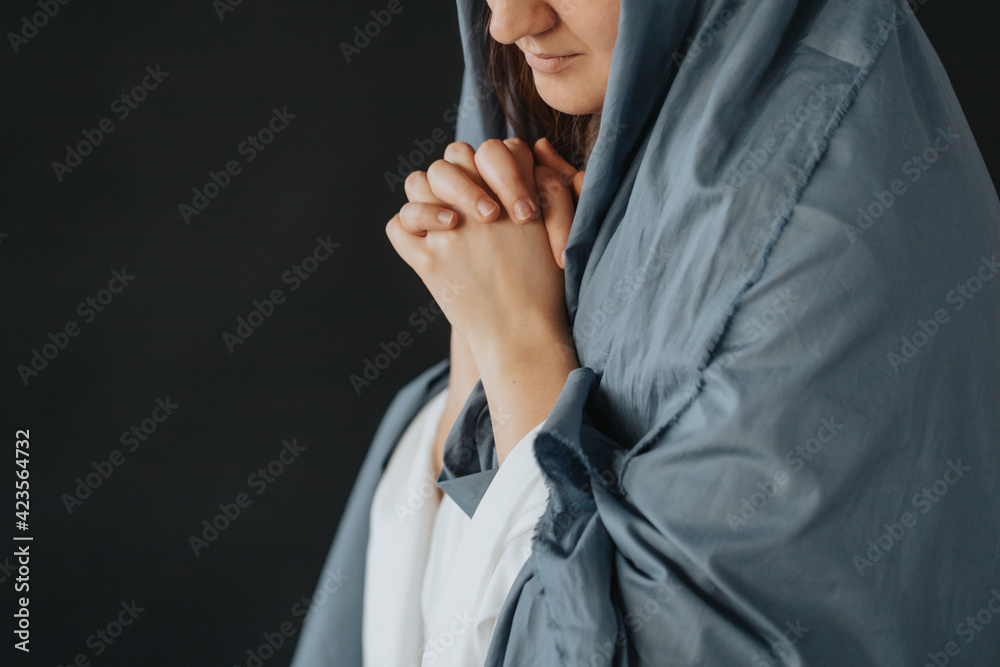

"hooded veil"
[292, 0, 1000, 664]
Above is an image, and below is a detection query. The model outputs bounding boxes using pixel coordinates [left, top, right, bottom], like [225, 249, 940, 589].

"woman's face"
[487, 0, 620, 116]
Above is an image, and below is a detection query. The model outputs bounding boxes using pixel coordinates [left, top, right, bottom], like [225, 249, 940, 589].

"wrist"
[473, 324, 579, 416]
[472, 328, 579, 464]
[448, 328, 480, 399]
[473, 319, 578, 377]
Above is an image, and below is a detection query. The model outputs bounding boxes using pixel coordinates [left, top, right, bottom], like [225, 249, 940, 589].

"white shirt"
[362, 387, 549, 667]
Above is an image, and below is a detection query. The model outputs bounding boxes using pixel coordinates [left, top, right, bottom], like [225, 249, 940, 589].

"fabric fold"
[436, 379, 500, 518]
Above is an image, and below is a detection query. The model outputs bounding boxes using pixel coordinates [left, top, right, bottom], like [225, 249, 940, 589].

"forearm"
[447, 328, 480, 399]
[431, 328, 480, 476]
[475, 327, 579, 465]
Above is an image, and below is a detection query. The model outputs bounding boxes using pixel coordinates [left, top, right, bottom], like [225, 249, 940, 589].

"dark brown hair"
[480, 4, 600, 171]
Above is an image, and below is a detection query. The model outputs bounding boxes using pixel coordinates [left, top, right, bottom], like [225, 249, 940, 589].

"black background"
[1, 1, 997, 665]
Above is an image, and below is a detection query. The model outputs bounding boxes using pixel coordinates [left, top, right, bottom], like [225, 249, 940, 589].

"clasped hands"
[385, 137, 585, 367]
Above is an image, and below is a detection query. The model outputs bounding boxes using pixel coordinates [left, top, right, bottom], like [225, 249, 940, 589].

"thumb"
[534, 165, 574, 270]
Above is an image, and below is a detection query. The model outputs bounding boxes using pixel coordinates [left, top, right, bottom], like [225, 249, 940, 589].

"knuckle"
[403, 170, 426, 196]
[503, 137, 529, 155]
[476, 138, 507, 159]
[480, 138, 506, 151]
[426, 160, 458, 188]
[426, 159, 448, 179]
[398, 202, 418, 225]
[444, 141, 475, 160]
[402, 204, 437, 234]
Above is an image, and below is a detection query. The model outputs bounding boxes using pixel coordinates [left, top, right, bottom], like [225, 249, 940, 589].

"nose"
[488, 0, 557, 45]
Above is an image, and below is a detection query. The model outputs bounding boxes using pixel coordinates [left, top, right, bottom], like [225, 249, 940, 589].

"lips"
[521, 49, 580, 74]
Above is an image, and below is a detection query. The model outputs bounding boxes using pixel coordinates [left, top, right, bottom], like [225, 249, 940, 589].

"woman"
[294, 0, 1000, 665]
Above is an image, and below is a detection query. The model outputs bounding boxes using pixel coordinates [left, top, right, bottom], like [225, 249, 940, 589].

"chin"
[534, 77, 603, 116]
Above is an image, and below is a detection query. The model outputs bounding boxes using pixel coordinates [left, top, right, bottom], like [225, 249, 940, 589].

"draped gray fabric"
[292, 1, 1000, 664]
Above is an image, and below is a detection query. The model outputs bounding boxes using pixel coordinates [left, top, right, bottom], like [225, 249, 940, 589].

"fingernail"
[514, 198, 536, 221]
[561, 249, 567, 267]
[437, 210, 455, 227]
[477, 198, 498, 218]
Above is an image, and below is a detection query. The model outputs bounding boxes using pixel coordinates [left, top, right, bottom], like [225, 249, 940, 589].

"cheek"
[570, 8, 618, 80]
[578, 0, 619, 52]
